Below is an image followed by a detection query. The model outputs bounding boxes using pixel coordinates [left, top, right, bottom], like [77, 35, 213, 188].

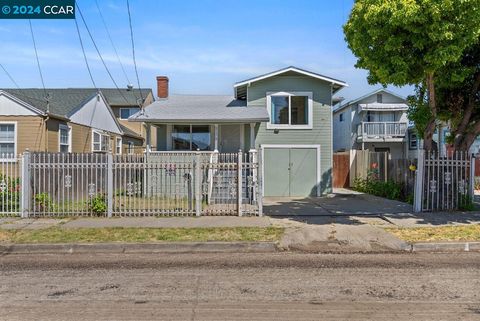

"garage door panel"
[289, 148, 317, 197]
[264, 149, 290, 197]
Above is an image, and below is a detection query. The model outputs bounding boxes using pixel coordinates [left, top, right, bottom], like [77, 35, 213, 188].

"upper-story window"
[92, 130, 109, 152]
[339, 113, 344, 122]
[266, 92, 313, 129]
[119, 107, 140, 120]
[59, 124, 72, 153]
[377, 93, 383, 103]
[409, 132, 418, 150]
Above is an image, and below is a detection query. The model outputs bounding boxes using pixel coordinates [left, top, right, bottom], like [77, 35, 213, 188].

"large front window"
[92, 130, 109, 152]
[267, 92, 312, 129]
[0, 123, 15, 157]
[172, 125, 210, 151]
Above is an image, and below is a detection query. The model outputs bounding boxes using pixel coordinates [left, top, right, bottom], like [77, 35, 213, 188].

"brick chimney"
[156, 76, 169, 98]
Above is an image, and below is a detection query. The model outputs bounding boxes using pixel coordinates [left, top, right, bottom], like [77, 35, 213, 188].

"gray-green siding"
[247, 75, 333, 194]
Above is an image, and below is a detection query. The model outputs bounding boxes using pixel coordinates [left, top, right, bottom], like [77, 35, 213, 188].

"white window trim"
[119, 107, 140, 120]
[58, 124, 72, 153]
[0, 121, 17, 161]
[266, 91, 313, 130]
[116, 137, 122, 155]
[91, 129, 110, 153]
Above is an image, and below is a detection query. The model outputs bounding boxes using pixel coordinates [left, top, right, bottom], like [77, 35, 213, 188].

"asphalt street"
[1, 252, 480, 320]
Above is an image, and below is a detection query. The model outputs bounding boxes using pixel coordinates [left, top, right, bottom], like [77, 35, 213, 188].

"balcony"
[357, 122, 407, 142]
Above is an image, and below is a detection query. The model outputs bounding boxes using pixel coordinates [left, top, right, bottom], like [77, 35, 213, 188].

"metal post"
[237, 150, 243, 217]
[257, 149, 263, 216]
[195, 151, 202, 216]
[107, 153, 113, 218]
[20, 151, 30, 218]
[469, 155, 475, 199]
[384, 152, 388, 182]
[413, 149, 425, 212]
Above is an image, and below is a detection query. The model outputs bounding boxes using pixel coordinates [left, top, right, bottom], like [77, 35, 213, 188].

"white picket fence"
[0, 151, 262, 217]
[414, 150, 475, 212]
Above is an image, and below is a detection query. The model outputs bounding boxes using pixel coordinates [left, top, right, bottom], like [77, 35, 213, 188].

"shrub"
[88, 194, 107, 215]
[353, 174, 403, 201]
[0, 174, 20, 211]
[34, 192, 55, 211]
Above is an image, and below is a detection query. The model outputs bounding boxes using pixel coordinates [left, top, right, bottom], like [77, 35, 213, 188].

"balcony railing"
[357, 122, 407, 139]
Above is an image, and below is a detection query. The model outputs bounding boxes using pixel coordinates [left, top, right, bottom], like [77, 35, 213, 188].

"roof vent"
[127, 84, 133, 91]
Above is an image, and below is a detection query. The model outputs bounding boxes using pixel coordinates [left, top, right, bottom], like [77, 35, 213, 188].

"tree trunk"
[423, 73, 437, 150]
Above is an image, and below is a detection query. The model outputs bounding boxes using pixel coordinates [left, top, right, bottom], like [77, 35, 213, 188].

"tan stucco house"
[0, 88, 154, 157]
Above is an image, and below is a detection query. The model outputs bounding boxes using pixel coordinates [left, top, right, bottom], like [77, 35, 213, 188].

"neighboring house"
[333, 89, 410, 159]
[130, 66, 347, 197]
[0, 88, 153, 156]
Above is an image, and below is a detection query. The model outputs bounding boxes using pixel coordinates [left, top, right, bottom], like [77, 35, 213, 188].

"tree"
[344, 0, 480, 150]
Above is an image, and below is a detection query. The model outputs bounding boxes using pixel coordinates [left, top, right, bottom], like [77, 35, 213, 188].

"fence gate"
[414, 150, 475, 212]
[333, 152, 350, 188]
[0, 154, 22, 216]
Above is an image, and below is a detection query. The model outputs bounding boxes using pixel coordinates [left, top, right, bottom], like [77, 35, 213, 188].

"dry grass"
[386, 225, 480, 242]
[0, 227, 284, 244]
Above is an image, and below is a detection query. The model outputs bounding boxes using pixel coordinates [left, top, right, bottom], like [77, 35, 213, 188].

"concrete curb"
[409, 242, 480, 253]
[0, 242, 278, 255]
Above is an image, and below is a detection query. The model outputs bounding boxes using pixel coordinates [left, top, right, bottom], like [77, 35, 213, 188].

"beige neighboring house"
[0, 87, 154, 157]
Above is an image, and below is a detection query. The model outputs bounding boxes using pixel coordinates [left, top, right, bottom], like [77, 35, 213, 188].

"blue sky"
[0, 0, 412, 101]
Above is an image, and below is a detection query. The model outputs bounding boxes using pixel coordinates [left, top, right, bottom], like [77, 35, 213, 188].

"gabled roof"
[333, 88, 407, 114]
[130, 95, 269, 123]
[233, 66, 348, 99]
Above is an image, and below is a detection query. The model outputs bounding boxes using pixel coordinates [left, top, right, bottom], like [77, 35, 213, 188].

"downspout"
[44, 114, 50, 152]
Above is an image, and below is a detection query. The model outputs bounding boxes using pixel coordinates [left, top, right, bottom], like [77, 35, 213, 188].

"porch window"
[0, 123, 15, 157]
[92, 130, 109, 152]
[120, 107, 140, 120]
[267, 92, 313, 129]
[172, 125, 210, 151]
[59, 125, 71, 153]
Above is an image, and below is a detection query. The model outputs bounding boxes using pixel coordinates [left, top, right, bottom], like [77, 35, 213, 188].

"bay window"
[267, 92, 313, 129]
[172, 125, 211, 151]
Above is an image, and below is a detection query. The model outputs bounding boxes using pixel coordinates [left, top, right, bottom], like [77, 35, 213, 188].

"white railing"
[358, 122, 407, 138]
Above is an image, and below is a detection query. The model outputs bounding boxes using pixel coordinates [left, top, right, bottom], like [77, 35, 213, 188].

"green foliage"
[353, 174, 403, 201]
[34, 193, 55, 211]
[88, 194, 107, 214]
[344, 0, 480, 86]
[407, 85, 431, 138]
[0, 174, 20, 211]
[459, 195, 475, 211]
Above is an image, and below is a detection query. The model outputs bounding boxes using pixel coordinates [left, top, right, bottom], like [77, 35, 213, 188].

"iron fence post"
[413, 149, 425, 213]
[195, 151, 202, 216]
[257, 149, 263, 217]
[107, 153, 113, 218]
[469, 154, 475, 200]
[237, 150, 243, 217]
[20, 151, 30, 218]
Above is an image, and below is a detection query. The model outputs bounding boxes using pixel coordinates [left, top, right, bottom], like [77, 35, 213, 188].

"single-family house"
[333, 89, 412, 159]
[0, 88, 153, 156]
[130, 66, 347, 197]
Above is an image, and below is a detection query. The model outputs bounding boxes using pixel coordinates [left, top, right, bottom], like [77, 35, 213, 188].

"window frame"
[409, 131, 418, 150]
[339, 113, 344, 122]
[116, 137, 122, 155]
[171, 124, 211, 151]
[58, 124, 72, 153]
[0, 121, 17, 161]
[266, 91, 313, 130]
[91, 129, 110, 153]
[119, 107, 141, 120]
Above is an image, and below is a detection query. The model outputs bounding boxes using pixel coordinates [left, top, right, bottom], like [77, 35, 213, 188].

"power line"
[74, 17, 97, 89]
[126, 0, 144, 106]
[0, 64, 20, 88]
[94, 0, 131, 85]
[28, 19, 48, 105]
[75, 1, 129, 103]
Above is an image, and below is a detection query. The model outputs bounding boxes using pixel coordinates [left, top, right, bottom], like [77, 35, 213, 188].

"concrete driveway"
[264, 188, 413, 217]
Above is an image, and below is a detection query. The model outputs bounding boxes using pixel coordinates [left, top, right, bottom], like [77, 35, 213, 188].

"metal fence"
[3, 150, 262, 217]
[414, 150, 474, 212]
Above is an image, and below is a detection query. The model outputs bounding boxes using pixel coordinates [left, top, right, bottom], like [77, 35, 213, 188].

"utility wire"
[126, 0, 145, 106]
[0, 64, 20, 88]
[74, 17, 97, 89]
[75, 1, 129, 103]
[94, 0, 131, 85]
[28, 19, 49, 110]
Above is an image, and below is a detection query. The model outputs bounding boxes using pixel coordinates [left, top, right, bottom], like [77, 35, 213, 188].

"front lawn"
[386, 225, 480, 242]
[0, 226, 284, 244]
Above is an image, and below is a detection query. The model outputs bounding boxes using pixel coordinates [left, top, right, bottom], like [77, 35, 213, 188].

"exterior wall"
[122, 136, 144, 154]
[0, 115, 45, 154]
[333, 105, 353, 152]
[70, 122, 92, 153]
[363, 142, 406, 159]
[112, 106, 156, 150]
[247, 75, 334, 194]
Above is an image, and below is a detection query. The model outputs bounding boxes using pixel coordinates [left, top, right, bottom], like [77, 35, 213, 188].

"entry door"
[219, 125, 241, 153]
[264, 147, 318, 197]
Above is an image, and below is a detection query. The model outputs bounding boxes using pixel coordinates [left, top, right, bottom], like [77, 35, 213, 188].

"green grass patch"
[386, 225, 480, 242]
[0, 227, 284, 244]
